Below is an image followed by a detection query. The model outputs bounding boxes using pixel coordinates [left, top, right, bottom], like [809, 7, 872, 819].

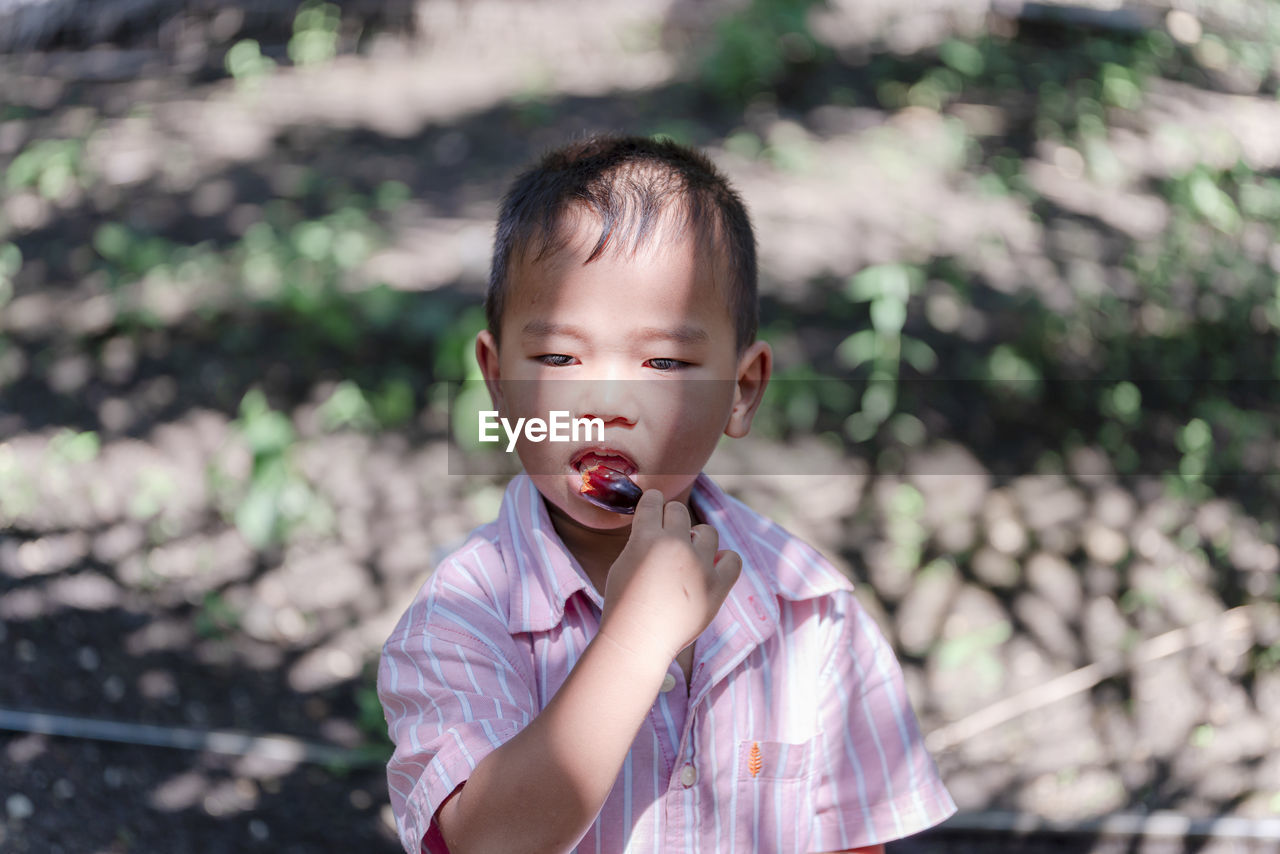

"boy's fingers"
[689, 523, 718, 559]
[662, 499, 691, 534]
[712, 549, 742, 592]
[633, 489, 664, 531]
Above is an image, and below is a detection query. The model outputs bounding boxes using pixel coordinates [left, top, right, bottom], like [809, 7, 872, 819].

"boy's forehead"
[497, 223, 739, 350]
[510, 205, 729, 294]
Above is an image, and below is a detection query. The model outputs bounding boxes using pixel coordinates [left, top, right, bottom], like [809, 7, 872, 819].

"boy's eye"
[645, 358, 688, 371]
[536, 354, 576, 367]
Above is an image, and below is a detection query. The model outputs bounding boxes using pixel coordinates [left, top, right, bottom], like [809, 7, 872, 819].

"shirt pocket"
[736, 738, 813, 782]
[733, 739, 817, 852]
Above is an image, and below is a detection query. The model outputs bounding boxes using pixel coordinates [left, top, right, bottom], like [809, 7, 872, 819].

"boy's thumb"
[712, 549, 742, 590]
[633, 489, 664, 527]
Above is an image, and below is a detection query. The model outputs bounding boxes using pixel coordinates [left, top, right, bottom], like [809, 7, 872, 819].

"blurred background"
[2, 0, 1279, 851]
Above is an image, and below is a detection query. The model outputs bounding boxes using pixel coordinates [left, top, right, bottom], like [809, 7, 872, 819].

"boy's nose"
[573, 378, 636, 427]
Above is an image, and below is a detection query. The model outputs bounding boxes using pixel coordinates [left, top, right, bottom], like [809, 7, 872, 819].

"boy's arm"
[436, 624, 667, 851]
[437, 491, 741, 854]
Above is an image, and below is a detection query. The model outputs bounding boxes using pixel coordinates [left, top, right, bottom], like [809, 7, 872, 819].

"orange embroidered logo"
[748, 742, 762, 778]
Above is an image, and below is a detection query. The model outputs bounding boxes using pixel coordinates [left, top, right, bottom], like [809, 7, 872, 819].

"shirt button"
[679, 764, 697, 788]
[660, 673, 676, 693]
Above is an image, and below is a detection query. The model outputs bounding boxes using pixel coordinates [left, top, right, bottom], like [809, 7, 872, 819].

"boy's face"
[476, 217, 771, 532]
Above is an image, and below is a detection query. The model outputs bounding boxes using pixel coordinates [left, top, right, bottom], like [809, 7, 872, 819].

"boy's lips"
[570, 448, 637, 476]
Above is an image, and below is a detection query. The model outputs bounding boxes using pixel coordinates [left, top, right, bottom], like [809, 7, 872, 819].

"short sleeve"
[378, 560, 537, 854]
[809, 594, 956, 850]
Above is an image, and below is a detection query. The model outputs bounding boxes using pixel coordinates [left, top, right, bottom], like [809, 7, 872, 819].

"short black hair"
[485, 134, 758, 352]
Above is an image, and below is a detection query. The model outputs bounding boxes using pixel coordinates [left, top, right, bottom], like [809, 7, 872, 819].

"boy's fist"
[598, 490, 743, 665]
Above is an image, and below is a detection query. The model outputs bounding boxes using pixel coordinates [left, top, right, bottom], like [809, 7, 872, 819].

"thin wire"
[0, 707, 386, 767]
[939, 809, 1280, 842]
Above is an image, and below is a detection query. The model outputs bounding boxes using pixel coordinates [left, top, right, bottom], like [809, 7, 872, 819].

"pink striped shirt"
[379, 473, 955, 852]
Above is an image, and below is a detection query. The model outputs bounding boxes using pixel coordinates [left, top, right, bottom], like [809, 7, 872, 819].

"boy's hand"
[598, 489, 742, 664]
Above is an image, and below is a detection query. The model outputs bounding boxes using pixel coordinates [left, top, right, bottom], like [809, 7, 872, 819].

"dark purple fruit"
[578, 464, 642, 514]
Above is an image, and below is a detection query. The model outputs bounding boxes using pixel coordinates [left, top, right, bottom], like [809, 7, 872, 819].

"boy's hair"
[485, 134, 758, 352]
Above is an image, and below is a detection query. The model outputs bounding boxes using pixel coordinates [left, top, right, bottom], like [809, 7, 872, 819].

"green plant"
[225, 39, 277, 89]
[47, 429, 100, 464]
[836, 264, 936, 441]
[984, 344, 1042, 402]
[0, 442, 35, 522]
[700, 0, 825, 105]
[0, 242, 20, 308]
[1096, 381, 1142, 473]
[289, 1, 341, 67]
[374, 180, 411, 212]
[128, 466, 178, 520]
[885, 483, 927, 573]
[935, 619, 1010, 690]
[216, 389, 332, 549]
[194, 590, 241, 639]
[355, 674, 392, 751]
[5, 139, 86, 200]
[236, 204, 388, 349]
[317, 379, 416, 432]
[90, 179, 396, 347]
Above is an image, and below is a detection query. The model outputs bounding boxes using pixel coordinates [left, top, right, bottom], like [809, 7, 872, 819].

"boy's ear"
[475, 330, 504, 410]
[725, 340, 772, 439]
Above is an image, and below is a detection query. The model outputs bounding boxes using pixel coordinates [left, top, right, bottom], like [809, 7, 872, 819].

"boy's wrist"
[593, 622, 678, 676]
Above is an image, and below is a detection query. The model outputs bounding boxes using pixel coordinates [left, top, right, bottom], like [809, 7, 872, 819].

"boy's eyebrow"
[634, 325, 710, 345]
[521, 320, 710, 346]
[521, 320, 589, 341]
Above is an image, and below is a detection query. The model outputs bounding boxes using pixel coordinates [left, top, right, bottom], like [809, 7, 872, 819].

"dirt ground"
[2, 1, 1280, 852]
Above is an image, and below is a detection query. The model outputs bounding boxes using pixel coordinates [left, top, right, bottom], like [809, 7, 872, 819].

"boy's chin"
[531, 473, 635, 531]
[546, 493, 635, 532]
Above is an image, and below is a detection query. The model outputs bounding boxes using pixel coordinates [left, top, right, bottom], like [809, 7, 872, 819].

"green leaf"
[375, 180, 411, 211]
[901, 338, 938, 373]
[986, 345, 1041, 397]
[860, 379, 896, 425]
[319, 380, 375, 431]
[1177, 418, 1212, 454]
[937, 620, 1012, 670]
[939, 40, 985, 77]
[235, 485, 280, 549]
[293, 221, 333, 262]
[48, 429, 100, 464]
[373, 378, 415, 427]
[1106, 381, 1142, 423]
[1188, 172, 1241, 233]
[847, 263, 917, 303]
[835, 330, 879, 370]
[870, 297, 907, 335]
[93, 223, 133, 261]
[0, 242, 21, 277]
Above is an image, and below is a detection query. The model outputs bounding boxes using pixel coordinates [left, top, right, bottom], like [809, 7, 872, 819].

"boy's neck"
[547, 509, 629, 595]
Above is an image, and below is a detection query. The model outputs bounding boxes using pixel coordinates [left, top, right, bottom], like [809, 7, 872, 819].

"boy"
[379, 135, 956, 853]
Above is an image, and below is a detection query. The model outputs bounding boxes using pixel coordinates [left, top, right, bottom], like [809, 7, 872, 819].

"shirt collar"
[496, 473, 853, 635]
[497, 474, 601, 633]
[689, 473, 853, 648]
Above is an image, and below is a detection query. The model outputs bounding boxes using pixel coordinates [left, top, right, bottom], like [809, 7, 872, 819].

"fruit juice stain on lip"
[578, 463, 642, 514]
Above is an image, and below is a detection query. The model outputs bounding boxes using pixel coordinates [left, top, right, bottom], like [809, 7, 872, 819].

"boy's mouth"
[570, 448, 637, 477]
